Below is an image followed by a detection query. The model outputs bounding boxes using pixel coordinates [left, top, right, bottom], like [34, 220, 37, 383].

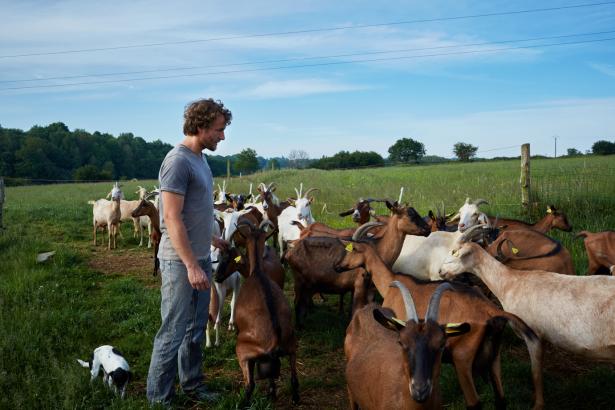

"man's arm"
[162, 191, 210, 290]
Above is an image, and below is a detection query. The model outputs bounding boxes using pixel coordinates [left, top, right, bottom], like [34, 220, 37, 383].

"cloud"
[242, 78, 369, 99]
[589, 63, 615, 78]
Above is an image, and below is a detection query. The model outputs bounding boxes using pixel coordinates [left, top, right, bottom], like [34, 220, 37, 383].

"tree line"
[1, 123, 612, 185]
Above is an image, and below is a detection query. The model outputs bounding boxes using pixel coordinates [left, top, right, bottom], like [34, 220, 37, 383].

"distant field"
[1, 155, 614, 409]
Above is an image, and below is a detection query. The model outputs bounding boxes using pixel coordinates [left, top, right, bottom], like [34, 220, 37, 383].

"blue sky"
[1, 0, 615, 159]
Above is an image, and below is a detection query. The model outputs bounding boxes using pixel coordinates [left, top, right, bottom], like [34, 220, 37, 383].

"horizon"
[1, 1, 614, 159]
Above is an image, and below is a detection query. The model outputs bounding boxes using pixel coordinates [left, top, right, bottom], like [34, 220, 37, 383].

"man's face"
[197, 114, 226, 151]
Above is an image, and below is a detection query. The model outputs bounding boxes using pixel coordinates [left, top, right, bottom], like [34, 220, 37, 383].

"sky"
[1, 0, 615, 159]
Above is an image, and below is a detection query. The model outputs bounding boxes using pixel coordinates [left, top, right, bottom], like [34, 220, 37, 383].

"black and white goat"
[77, 345, 131, 398]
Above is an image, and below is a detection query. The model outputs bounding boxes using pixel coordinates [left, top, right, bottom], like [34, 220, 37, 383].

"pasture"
[1, 155, 614, 409]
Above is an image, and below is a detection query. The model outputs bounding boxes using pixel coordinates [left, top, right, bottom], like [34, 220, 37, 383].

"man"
[147, 98, 231, 405]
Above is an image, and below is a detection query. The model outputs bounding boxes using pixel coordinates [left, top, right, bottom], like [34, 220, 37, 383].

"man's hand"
[187, 263, 210, 290]
[212, 236, 230, 252]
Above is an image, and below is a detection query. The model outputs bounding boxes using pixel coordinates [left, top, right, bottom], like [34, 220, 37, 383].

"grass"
[1, 155, 614, 409]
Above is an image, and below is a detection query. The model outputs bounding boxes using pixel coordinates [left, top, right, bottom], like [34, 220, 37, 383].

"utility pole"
[553, 135, 558, 158]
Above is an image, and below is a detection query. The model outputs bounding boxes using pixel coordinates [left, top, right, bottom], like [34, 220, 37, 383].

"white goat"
[206, 208, 252, 347]
[451, 197, 489, 232]
[214, 180, 228, 206]
[90, 183, 123, 249]
[392, 222, 492, 281]
[277, 185, 318, 257]
[439, 225, 615, 362]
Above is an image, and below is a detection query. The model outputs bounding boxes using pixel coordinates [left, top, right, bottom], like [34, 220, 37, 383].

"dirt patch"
[87, 245, 159, 287]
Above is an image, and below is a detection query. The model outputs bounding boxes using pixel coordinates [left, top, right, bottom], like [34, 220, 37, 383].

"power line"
[3, 35, 615, 92]
[1, 1, 614, 59]
[4, 29, 614, 85]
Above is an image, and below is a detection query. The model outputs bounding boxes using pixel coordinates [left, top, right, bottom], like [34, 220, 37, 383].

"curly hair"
[183, 98, 232, 136]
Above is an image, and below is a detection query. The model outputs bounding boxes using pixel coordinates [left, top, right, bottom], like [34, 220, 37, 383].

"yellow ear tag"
[445, 323, 464, 334]
[234, 255, 242, 263]
[345, 243, 354, 252]
[511, 247, 519, 255]
[391, 317, 407, 327]
[451, 249, 459, 257]
[546, 208, 552, 214]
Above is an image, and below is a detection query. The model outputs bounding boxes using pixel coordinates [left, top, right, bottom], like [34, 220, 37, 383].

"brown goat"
[345, 282, 470, 410]
[233, 220, 299, 404]
[285, 201, 430, 327]
[487, 229, 575, 275]
[338, 198, 381, 225]
[214, 245, 285, 289]
[257, 182, 290, 248]
[488, 204, 572, 234]
[335, 239, 544, 410]
[576, 230, 615, 275]
[131, 196, 161, 275]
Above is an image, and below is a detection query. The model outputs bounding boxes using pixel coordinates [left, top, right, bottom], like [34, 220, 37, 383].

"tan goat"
[233, 220, 299, 404]
[345, 282, 470, 410]
[576, 230, 615, 275]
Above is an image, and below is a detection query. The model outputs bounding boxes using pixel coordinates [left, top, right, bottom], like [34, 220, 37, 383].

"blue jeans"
[146, 258, 212, 404]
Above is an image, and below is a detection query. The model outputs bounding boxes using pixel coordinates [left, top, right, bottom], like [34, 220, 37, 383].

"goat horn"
[472, 198, 489, 207]
[259, 219, 276, 232]
[352, 221, 384, 241]
[459, 224, 485, 242]
[267, 182, 276, 191]
[425, 282, 454, 322]
[258, 182, 267, 192]
[303, 187, 319, 198]
[496, 239, 508, 261]
[145, 192, 159, 200]
[294, 187, 300, 199]
[236, 219, 256, 231]
[389, 280, 419, 323]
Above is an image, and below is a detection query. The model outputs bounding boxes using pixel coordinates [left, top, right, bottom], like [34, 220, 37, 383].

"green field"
[1, 156, 614, 409]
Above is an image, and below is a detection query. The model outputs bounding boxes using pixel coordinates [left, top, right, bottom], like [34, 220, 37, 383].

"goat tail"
[499, 311, 539, 344]
[77, 359, 90, 368]
[257, 269, 282, 341]
[575, 231, 590, 239]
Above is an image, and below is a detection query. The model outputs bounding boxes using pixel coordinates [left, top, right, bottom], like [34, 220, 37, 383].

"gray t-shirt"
[158, 144, 214, 260]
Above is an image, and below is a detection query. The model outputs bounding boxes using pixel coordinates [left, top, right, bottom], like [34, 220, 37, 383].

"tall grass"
[1, 156, 614, 409]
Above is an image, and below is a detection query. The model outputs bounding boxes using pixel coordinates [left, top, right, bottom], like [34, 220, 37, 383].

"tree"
[453, 142, 478, 162]
[592, 140, 615, 155]
[387, 138, 425, 163]
[266, 158, 280, 170]
[74, 164, 100, 181]
[288, 149, 310, 168]
[566, 148, 582, 157]
[234, 148, 259, 174]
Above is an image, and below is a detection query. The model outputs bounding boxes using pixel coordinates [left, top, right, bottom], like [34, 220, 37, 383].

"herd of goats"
[88, 181, 615, 409]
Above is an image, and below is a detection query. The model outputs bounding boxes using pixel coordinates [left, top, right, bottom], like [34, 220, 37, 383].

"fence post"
[520, 144, 530, 207]
[226, 159, 231, 180]
[0, 177, 5, 229]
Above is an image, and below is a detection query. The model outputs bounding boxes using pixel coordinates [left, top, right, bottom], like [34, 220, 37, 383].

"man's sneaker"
[184, 385, 220, 403]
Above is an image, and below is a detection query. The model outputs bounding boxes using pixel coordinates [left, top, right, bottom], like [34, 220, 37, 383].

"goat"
[336, 235, 544, 410]
[439, 226, 615, 397]
[338, 198, 380, 225]
[450, 197, 489, 232]
[130, 193, 161, 276]
[345, 282, 470, 409]
[257, 182, 290, 248]
[234, 220, 299, 404]
[487, 229, 575, 275]
[277, 185, 319, 256]
[226, 192, 252, 211]
[575, 230, 615, 275]
[285, 201, 431, 327]
[487, 204, 572, 234]
[90, 183, 122, 250]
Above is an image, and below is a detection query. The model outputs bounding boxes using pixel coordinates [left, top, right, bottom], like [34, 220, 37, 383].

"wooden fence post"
[0, 177, 5, 229]
[520, 144, 530, 207]
[226, 159, 231, 180]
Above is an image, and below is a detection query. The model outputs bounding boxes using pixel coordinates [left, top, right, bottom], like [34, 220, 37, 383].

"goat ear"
[246, 194, 252, 200]
[443, 322, 471, 337]
[385, 200, 394, 210]
[428, 210, 435, 219]
[373, 308, 405, 331]
[339, 209, 354, 217]
[309, 196, 315, 204]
